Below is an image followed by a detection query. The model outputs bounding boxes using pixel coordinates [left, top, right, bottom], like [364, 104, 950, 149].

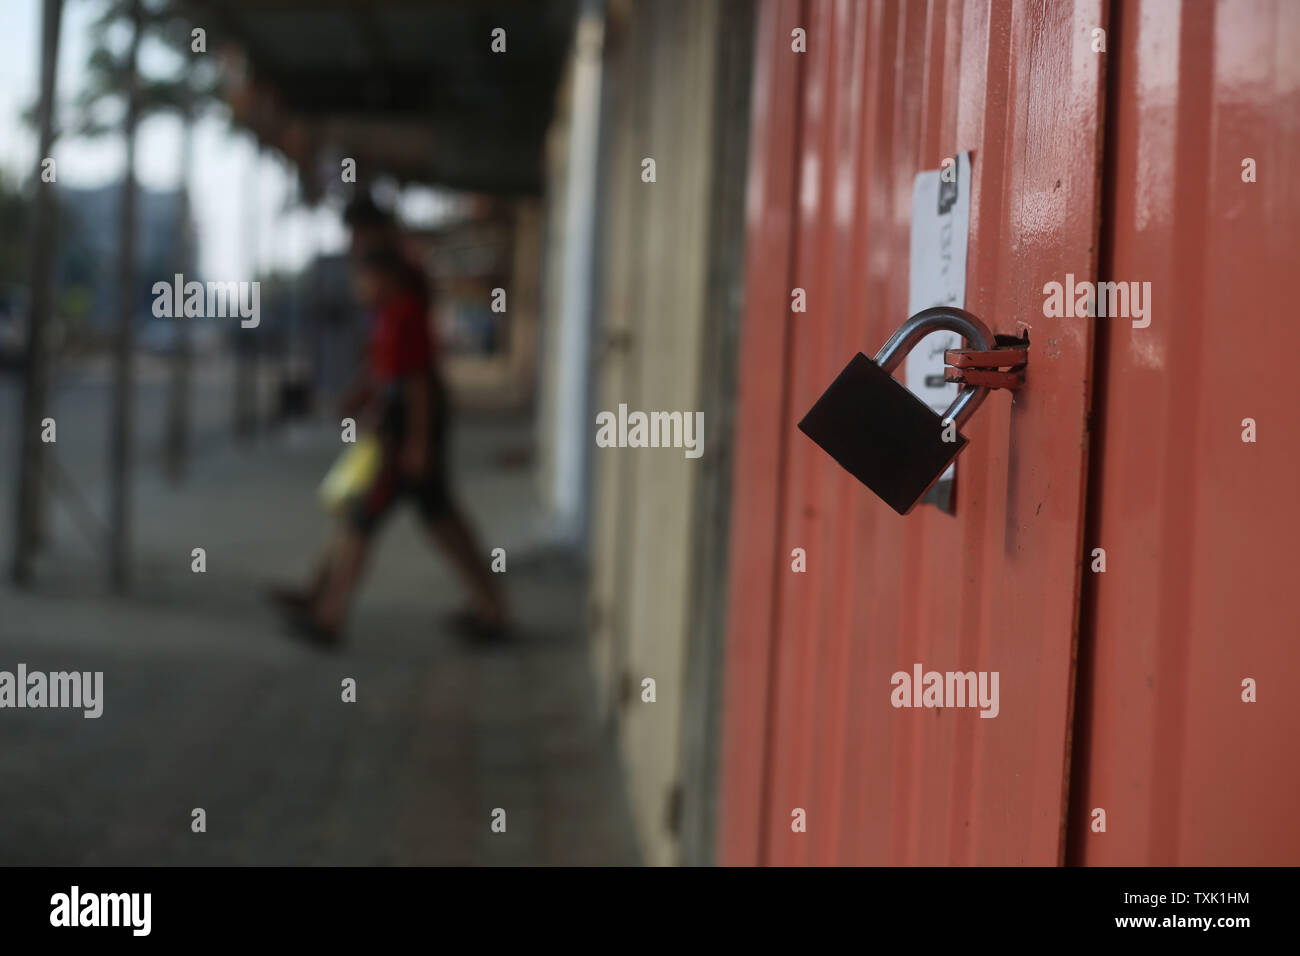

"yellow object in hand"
[318, 435, 382, 514]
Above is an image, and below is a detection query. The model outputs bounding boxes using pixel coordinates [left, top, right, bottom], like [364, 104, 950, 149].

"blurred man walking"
[271, 196, 507, 647]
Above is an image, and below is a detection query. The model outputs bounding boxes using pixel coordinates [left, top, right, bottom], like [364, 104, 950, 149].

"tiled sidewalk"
[0, 409, 639, 865]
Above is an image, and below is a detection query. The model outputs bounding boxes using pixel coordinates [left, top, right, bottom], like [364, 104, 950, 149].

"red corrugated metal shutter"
[720, 0, 1106, 865]
[1068, 0, 1300, 865]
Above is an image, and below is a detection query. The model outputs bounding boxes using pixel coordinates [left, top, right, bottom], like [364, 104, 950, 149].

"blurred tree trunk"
[10, 0, 64, 586]
[163, 113, 194, 480]
[233, 144, 260, 439]
[108, 0, 142, 593]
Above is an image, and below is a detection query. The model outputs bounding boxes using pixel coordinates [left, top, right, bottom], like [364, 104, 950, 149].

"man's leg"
[271, 549, 332, 607]
[426, 507, 507, 628]
[419, 388, 506, 630]
[306, 549, 332, 600]
[312, 526, 372, 633]
[302, 456, 397, 637]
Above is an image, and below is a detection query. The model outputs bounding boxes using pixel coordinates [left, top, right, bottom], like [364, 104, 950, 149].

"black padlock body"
[797, 352, 968, 515]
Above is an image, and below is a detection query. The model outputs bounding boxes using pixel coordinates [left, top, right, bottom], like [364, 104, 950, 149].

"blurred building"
[418, 199, 541, 411]
[57, 183, 197, 342]
[189, 0, 748, 865]
[549, 0, 756, 865]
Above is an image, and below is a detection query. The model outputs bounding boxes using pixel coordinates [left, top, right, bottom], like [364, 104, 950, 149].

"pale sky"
[0, 0, 350, 280]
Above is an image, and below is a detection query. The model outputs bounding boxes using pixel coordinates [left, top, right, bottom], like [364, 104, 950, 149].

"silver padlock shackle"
[873, 307, 994, 430]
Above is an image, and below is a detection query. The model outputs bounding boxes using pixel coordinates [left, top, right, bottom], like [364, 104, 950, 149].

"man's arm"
[399, 374, 431, 477]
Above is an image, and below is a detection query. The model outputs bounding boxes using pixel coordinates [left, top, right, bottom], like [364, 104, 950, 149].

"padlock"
[796, 307, 994, 515]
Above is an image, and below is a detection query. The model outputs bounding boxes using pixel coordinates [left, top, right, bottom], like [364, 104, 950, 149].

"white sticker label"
[907, 152, 971, 488]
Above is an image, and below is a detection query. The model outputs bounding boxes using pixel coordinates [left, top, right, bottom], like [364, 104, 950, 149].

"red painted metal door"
[1068, 0, 1300, 865]
[720, 0, 1106, 865]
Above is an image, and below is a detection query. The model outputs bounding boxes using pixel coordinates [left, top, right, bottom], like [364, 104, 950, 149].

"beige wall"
[588, 0, 722, 866]
[537, 9, 605, 542]
[537, 63, 573, 530]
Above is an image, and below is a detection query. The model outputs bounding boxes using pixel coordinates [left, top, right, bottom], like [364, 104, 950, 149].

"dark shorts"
[348, 378, 454, 535]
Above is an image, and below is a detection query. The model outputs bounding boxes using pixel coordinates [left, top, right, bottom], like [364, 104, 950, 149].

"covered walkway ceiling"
[187, 0, 578, 198]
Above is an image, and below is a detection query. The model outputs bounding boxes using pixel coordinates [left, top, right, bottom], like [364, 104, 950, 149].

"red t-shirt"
[368, 289, 434, 382]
